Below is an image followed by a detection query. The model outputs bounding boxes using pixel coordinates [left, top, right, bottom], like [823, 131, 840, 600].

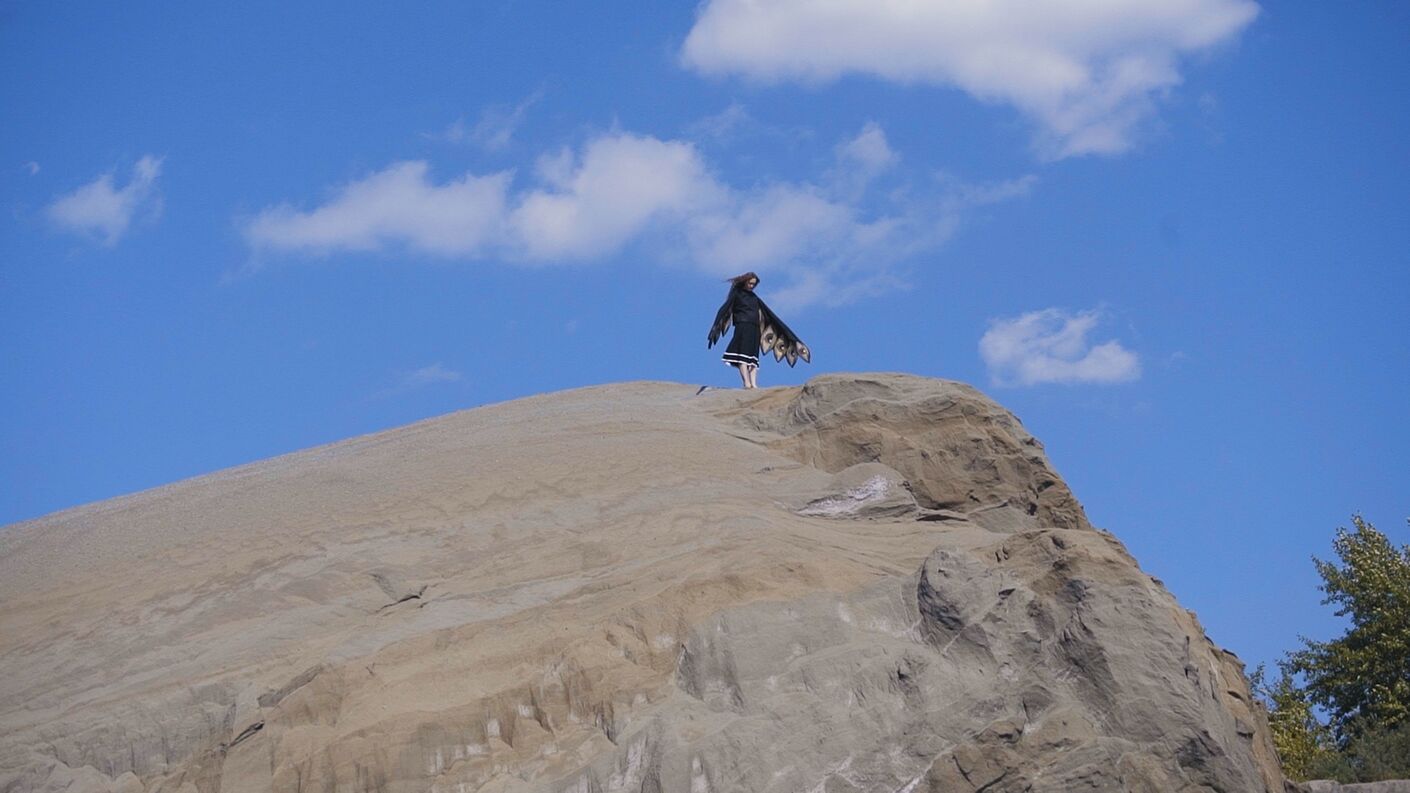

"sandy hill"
[0, 373, 1285, 792]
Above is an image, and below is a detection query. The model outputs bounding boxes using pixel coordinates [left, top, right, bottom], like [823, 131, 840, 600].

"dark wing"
[756, 298, 812, 367]
[707, 292, 735, 348]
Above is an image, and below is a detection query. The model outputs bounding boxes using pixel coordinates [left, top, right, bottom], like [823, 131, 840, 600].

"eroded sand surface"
[0, 374, 1283, 792]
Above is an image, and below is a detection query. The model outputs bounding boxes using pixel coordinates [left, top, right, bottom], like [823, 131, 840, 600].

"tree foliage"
[1256, 516, 1410, 783]
[1251, 663, 1345, 781]
[1285, 516, 1410, 740]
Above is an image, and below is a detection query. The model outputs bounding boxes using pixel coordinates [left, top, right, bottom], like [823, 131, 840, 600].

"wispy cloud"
[242, 124, 1034, 310]
[22, 161, 40, 176]
[686, 102, 753, 140]
[372, 362, 465, 400]
[684, 102, 815, 147]
[403, 363, 463, 387]
[979, 308, 1141, 386]
[838, 121, 897, 175]
[826, 121, 899, 199]
[46, 155, 164, 245]
[427, 88, 545, 151]
[681, 0, 1259, 159]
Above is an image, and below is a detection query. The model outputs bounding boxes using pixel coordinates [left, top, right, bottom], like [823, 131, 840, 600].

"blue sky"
[2, 1, 1407, 677]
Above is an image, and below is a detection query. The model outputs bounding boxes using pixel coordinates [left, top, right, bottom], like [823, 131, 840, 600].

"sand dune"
[0, 374, 1283, 792]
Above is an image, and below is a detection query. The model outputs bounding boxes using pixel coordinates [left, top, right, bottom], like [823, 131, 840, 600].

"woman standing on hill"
[707, 272, 811, 389]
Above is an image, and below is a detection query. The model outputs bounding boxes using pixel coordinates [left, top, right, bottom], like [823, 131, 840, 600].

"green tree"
[1342, 719, 1410, 780]
[1251, 662, 1347, 781]
[1284, 516, 1410, 743]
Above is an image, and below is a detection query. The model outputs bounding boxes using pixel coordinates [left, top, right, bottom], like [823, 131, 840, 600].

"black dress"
[721, 291, 761, 368]
[707, 286, 811, 368]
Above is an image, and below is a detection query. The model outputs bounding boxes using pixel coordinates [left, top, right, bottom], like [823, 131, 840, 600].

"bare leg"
[747, 364, 759, 389]
[736, 364, 750, 388]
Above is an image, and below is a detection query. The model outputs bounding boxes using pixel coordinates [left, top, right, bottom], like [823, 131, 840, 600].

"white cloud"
[940, 172, 1038, 206]
[245, 162, 512, 257]
[372, 362, 465, 400]
[980, 308, 1141, 386]
[428, 88, 544, 151]
[509, 133, 725, 259]
[684, 102, 815, 147]
[403, 363, 463, 387]
[680, 124, 1032, 310]
[683, 182, 915, 311]
[680, 0, 1259, 158]
[243, 125, 1033, 310]
[838, 121, 897, 175]
[687, 184, 851, 270]
[245, 135, 720, 263]
[827, 121, 899, 200]
[679, 169, 1035, 311]
[23, 162, 40, 176]
[46, 155, 163, 245]
[687, 101, 752, 139]
[428, 119, 471, 145]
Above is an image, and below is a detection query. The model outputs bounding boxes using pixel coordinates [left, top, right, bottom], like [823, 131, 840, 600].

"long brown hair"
[726, 272, 759, 290]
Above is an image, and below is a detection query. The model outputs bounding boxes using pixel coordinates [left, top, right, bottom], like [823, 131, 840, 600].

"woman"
[707, 272, 811, 388]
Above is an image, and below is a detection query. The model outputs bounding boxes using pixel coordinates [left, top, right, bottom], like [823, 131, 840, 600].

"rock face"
[1291, 778, 1410, 784]
[0, 373, 1285, 792]
[753, 376, 1091, 534]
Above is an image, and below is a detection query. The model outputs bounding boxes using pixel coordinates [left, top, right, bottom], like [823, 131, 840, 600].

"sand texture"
[0, 373, 1284, 792]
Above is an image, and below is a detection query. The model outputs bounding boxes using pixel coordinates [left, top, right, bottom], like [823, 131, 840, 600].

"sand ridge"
[0, 374, 1283, 792]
